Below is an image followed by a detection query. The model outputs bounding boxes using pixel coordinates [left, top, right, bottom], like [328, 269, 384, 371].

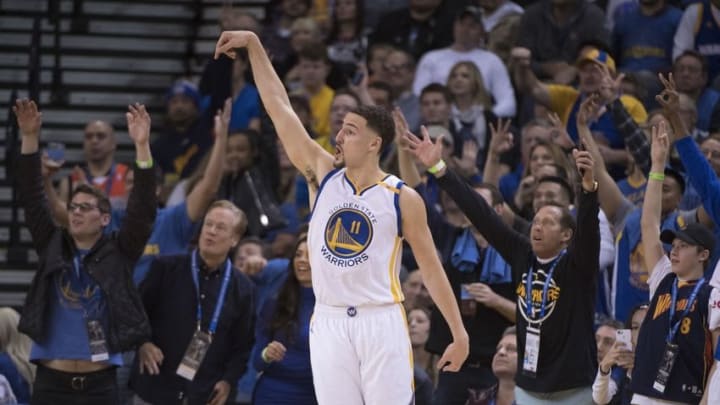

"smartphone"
[615, 329, 632, 351]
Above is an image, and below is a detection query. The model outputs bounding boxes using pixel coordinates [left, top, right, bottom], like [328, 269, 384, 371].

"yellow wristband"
[427, 159, 446, 175]
[648, 172, 665, 181]
[136, 158, 153, 169]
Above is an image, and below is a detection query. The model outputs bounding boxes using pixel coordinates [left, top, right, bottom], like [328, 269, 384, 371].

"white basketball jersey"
[308, 168, 405, 307]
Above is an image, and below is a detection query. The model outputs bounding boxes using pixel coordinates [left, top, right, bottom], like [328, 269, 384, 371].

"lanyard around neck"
[190, 249, 232, 336]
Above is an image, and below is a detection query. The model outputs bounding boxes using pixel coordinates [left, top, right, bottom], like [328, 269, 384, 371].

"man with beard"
[152, 80, 213, 187]
[215, 30, 468, 405]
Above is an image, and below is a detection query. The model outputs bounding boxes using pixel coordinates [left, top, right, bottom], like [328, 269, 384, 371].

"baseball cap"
[576, 48, 616, 74]
[660, 223, 716, 253]
[166, 80, 202, 107]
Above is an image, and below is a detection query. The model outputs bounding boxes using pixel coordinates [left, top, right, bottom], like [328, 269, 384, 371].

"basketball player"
[214, 31, 469, 405]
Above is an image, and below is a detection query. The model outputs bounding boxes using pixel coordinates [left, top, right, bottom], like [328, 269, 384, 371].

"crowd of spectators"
[4, 0, 720, 404]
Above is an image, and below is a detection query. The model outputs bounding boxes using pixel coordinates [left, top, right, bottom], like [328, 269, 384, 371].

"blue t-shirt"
[612, 4, 682, 72]
[30, 250, 122, 366]
[229, 84, 260, 132]
[109, 202, 196, 285]
[617, 177, 647, 206]
[0, 353, 30, 404]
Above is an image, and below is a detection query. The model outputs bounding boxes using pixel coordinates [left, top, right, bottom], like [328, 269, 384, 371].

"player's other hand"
[436, 335, 469, 372]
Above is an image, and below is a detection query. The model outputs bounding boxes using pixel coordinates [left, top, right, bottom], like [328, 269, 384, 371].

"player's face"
[333, 113, 380, 168]
[293, 241, 312, 287]
[407, 309, 430, 347]
[199, 208, 240, 258]
[530, 206, 571, 259]
[491, 334, 517, 379]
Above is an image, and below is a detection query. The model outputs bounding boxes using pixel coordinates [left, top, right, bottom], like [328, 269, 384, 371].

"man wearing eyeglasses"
[14, 99, 157, 405]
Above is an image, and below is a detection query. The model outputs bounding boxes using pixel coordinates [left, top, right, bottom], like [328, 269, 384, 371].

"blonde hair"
[448, 61, 493, 110]
[206, 200, 248, 238]
[0, 308, 35, 389]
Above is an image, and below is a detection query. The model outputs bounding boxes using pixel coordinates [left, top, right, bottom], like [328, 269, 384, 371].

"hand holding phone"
[46, 142, 65, 163]
[615, 329, 632, 351]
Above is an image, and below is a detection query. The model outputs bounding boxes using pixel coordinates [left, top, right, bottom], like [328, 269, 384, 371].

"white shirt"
[673, 2, 720, 60]
[412, 47, 516, 117]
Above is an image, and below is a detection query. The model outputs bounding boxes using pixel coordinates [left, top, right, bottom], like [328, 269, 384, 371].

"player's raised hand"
[437, 336, 469, 372]
[214, 30, 258, 60]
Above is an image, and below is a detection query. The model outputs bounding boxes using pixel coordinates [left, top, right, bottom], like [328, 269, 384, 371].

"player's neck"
[344, 165, 385, 191]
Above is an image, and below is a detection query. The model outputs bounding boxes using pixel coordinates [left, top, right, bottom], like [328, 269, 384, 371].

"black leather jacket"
[17, 152, 157, 352]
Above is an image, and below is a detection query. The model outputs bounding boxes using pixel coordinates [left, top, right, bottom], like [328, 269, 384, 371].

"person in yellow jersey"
[214, 30, 469, 405]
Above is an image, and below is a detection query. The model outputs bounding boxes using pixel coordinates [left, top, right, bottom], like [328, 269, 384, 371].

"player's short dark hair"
[351, 105, 395, 153]
[69, 184, 111, 214]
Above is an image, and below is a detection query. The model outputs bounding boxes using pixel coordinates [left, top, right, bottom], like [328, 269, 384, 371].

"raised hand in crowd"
[548, 112, 575, 150]
[650, 121, 670, 168]
[595, 64, 625, 106]
[402, 126, 444, 174]
[126, 103, 151, 146]
[656, 73, 689, 140]
[41, 152, 63, 179]
[451, 139, 479, 179]
[482, 118, 513, 187]
[14, 99, 42, 153]
[572, 143, 597, 192]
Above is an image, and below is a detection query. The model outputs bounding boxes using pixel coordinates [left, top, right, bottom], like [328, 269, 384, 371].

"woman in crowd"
[0, 307, 35, 404]
[252, 234, 317, 405]
[408, 306, 434, 405]
[446, 61, 497, 173]
[326, 0, 367, 68]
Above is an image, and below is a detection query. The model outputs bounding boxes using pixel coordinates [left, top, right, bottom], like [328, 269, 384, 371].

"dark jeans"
[32, 364, 118, 405]
[432, 361, 496, 405]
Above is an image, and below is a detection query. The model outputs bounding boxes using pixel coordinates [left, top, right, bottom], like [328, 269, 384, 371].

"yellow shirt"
[548, 84, 647, 125]
[310, 85, 335, 153]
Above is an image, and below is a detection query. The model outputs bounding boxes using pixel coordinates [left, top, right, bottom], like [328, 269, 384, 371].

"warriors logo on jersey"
[324, 208, 373, 258]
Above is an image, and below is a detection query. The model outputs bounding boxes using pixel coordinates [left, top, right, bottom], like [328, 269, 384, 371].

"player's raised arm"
[214, 30, 334, 182]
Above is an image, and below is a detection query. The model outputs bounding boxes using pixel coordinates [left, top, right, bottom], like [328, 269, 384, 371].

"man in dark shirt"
[130, 200, 255, 405]
[370, 0, 454, 60]
[405, 124, 600, 404]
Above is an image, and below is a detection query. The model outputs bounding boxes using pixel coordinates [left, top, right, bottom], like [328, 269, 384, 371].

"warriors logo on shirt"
[516, 270, 561, 324]
[321, 208, 373, 268]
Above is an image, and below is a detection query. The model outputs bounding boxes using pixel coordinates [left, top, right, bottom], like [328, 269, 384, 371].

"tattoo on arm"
[304, 167, 318, 190]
